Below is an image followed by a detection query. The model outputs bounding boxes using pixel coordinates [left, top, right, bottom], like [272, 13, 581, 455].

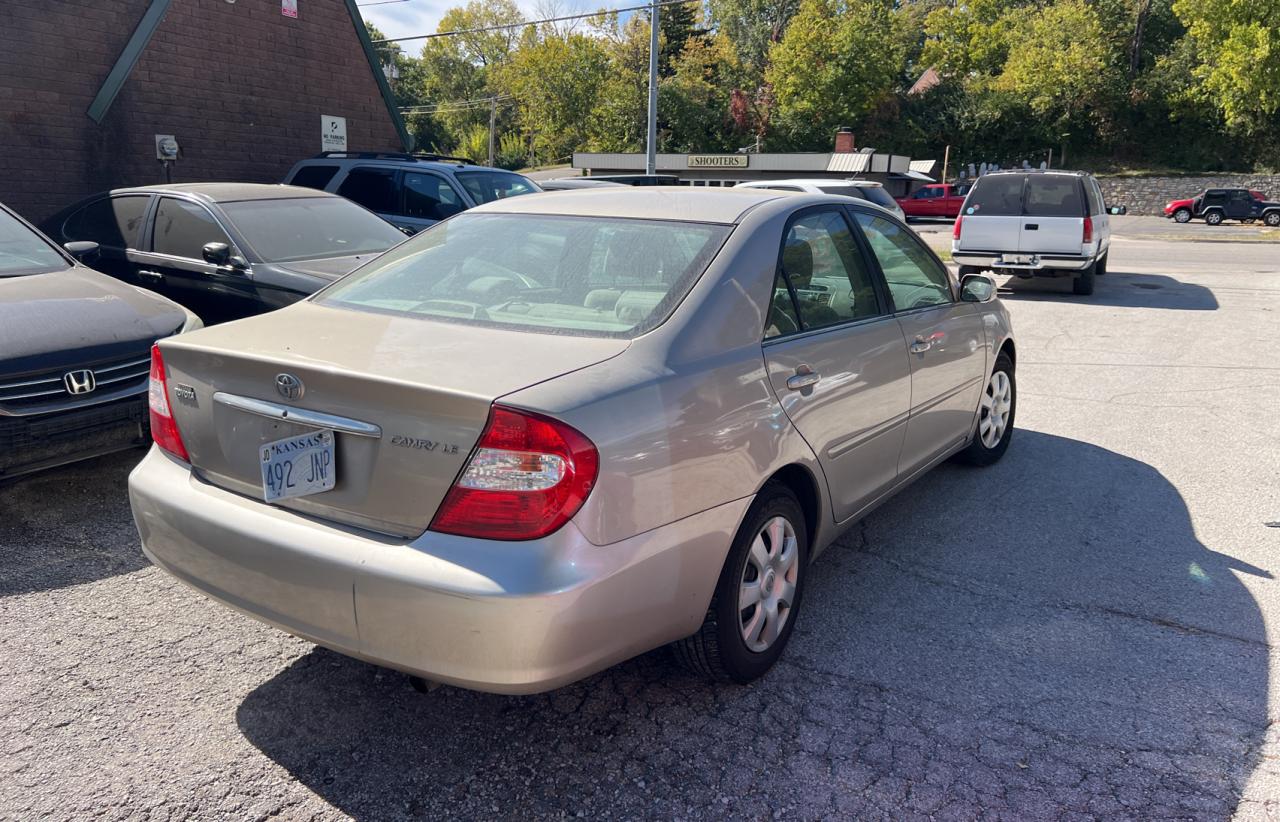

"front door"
[851, 210, 988, 478]
[140, 196, 260, 324]
[761, 207, 912, 522]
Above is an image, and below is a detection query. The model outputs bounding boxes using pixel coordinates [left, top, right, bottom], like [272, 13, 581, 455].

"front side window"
[777, 210, 881, 332]
[403, 173, 465, 221]
[318, 213, 730, 338]
[854, 212, 952, 311]
[455, 171, 540, 204]
[220, 197, 405, 263]
[337, 167, 398, 213]
[0, 209, 69, 277]
[64, 196, 150, 249]
[151, 198, 232, 259]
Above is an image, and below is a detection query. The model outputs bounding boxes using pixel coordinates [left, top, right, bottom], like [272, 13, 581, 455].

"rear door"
[852, 209, 987, 477]
[956, 175, 1025, 252]
[335, 166, 403, 230]
[760, 207, 911, 521]
[1019, 175, 1086, 254]
[1226, 190, 1254, 220]
[399, 171, 468, 233]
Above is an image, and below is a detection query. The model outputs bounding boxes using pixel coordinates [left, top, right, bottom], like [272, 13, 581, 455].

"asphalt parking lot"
[2, 231, 1279, 820]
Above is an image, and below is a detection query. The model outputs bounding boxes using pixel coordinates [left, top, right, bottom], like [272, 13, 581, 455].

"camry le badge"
[275, 373, 304, 400]
[63, 369, 96, 395]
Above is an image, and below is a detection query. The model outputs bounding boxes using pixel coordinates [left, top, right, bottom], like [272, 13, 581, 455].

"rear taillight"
[148, 345, 189, 462]
[429, 406, 598, 541]
[953, 215, 963, 240]
[1082, 216, 1094, 244]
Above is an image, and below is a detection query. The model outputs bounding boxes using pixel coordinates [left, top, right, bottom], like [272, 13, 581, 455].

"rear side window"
[1024, 176, 1085, 217]
[1083, 178, 1102, 215]
[337, 167, 398, 213]
[778, 209, 882, 331]
[965, 176, 1024, 216]
[853, 186, 900, 213]
[152, 198, 232, 259]
[318, 213, 730, 338]
[290, 165, 340, 190]
[63, 196, 150, 249]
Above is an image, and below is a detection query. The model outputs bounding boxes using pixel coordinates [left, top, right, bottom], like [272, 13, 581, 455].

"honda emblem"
[63, 369, 97, 395]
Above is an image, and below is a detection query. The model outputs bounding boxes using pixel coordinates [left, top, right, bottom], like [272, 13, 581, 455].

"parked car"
[538, 178, 628, 191]
[130, 187, 1015, 694]
[897, 182, 972, 219]
[0, 200, 199, 480]
[1162, 188, 1280, 226]
[582, 174, 680, 186]
[43, 183, 406, 324]
[735, 178, 907, 221]
[953, 170, 1124, 296]
[284, 151, 541, 234]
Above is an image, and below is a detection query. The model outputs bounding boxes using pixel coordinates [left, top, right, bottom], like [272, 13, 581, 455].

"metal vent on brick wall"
[0, 352, 152, 413]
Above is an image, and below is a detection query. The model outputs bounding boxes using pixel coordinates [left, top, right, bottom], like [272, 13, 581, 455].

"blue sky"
[359, 0, 557, 50]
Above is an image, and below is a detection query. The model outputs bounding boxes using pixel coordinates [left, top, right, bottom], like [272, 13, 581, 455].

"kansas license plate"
[260, 429, 336, 502]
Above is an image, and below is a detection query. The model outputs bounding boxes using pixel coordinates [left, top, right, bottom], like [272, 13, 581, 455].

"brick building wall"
[0, 0, 404, 223]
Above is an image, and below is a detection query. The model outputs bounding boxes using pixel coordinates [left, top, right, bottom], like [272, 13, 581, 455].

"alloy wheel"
[979, 370, 1012, 448]
[739, 516, 799, 653]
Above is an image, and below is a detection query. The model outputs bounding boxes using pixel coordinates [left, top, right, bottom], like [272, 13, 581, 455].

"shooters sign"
[687, 155, 748, 169]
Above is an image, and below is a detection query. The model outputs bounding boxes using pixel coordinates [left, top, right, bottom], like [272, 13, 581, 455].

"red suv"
[898, 182, 972, 219]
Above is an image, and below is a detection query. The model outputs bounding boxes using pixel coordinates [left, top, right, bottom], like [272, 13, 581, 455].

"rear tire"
[1072, 262, 1096, 295]
[1095, 252, 1108, 276]
[956, 352, 1015, 466]
[1173, 208, 1192, 223]
[1205, 210, 1224, 226]
[673, 483, 808, 684]
[1264, 212, 1280, 227]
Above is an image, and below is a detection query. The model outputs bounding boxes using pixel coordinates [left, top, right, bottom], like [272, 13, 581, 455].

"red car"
[897, 182, 972, 219]
[1164, 189, 1266, 223]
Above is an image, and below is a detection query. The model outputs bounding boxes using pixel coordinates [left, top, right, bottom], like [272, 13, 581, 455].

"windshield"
[220, 197, 405, 263]
[318, 212, 731, 338]
[0, 209, 70, 277]
[455, 171, 540, 204]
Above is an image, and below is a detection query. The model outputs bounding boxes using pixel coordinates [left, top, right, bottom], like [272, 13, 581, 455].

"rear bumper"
[952, 251, 1094, 273]
[129, 447, 748, 694]
[0, 395, 149, 479]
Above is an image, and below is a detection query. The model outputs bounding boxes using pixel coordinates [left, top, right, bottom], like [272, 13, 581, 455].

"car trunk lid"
[159, 302, 627, 536]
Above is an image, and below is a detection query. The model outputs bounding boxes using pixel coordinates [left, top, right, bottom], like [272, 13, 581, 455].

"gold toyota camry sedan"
[129, 188, 1015, 694]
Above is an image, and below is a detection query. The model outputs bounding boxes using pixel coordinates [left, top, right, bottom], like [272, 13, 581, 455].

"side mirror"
[1108, 205, 1127, 216]
[960, 273, 997, 303]
[64, 241, 100, 264]
[202, 242, 248, 272]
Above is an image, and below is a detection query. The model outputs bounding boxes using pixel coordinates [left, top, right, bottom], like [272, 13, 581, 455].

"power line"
[369, 0, 701, 44]
[399, 95, 515, 114]
[357, 0, 409, 6]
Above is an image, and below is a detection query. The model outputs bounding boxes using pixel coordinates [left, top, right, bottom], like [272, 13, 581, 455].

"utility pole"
[645, 0, 659, 176]
[941, 144, 950, 186]
[488, 96, 496, 167]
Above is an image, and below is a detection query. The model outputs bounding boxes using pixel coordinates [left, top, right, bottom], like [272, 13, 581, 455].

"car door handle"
[786, 366, 820, 390]
[1025, 224, 1039, 230]
[909, 336, 932, 354]
[138, 269, 164, 282]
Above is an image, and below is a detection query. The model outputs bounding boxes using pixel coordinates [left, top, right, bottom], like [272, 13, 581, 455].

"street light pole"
[645, 0, 659, 176]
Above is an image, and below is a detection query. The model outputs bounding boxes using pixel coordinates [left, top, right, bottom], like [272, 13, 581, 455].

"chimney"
[834, 127, 855, 153]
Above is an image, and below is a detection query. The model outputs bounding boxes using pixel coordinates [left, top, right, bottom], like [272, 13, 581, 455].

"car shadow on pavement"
[0, 449, 147, 597]
[997, 271, 1219, 310]
[236, 431, 1270, 819]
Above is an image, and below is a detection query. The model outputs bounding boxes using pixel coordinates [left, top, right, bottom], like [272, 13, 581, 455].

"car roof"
[982, 170, 1090, 178]
[294, 153, 509, 173]
[106, 183, 333, 204]
[470, 187, 788, 223]
[739, 178, 882, 188]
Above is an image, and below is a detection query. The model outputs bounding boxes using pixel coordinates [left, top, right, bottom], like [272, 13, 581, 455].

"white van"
[952, 171, 1121, 295]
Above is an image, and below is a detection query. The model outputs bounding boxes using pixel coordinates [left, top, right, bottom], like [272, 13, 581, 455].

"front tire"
[673, 483, 808, 683]
[1173, 208, 1192, 223]
[956, 352, 1015, 466]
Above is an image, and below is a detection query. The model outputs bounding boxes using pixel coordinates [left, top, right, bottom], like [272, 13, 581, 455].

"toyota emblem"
[275, 373, 304, 400]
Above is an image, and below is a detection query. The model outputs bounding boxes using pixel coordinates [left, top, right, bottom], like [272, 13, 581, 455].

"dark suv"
[1176, 188, 1280, 226]
[284, 152, 541, 235]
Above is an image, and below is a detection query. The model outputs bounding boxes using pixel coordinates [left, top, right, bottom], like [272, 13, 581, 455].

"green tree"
[766, 0, 907, 148]
[1173, 0, 1280, 132]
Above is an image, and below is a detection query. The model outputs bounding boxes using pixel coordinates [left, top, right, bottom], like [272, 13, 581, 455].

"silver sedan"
[129, 188, 1014, 693]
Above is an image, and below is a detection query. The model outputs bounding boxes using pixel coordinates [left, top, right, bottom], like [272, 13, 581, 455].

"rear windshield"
[0, 209, 69, 277]
[964, 175, 1025, 216]
[318, 213, 731, 338]
[220, 197, 405, 263]
[965, 174, 1085, 217]
[455, 171, 540, 204]
[839, 185, 899, 212]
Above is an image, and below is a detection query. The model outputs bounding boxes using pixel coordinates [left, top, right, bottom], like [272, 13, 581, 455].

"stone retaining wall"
[1096, 174, 1280, 216]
